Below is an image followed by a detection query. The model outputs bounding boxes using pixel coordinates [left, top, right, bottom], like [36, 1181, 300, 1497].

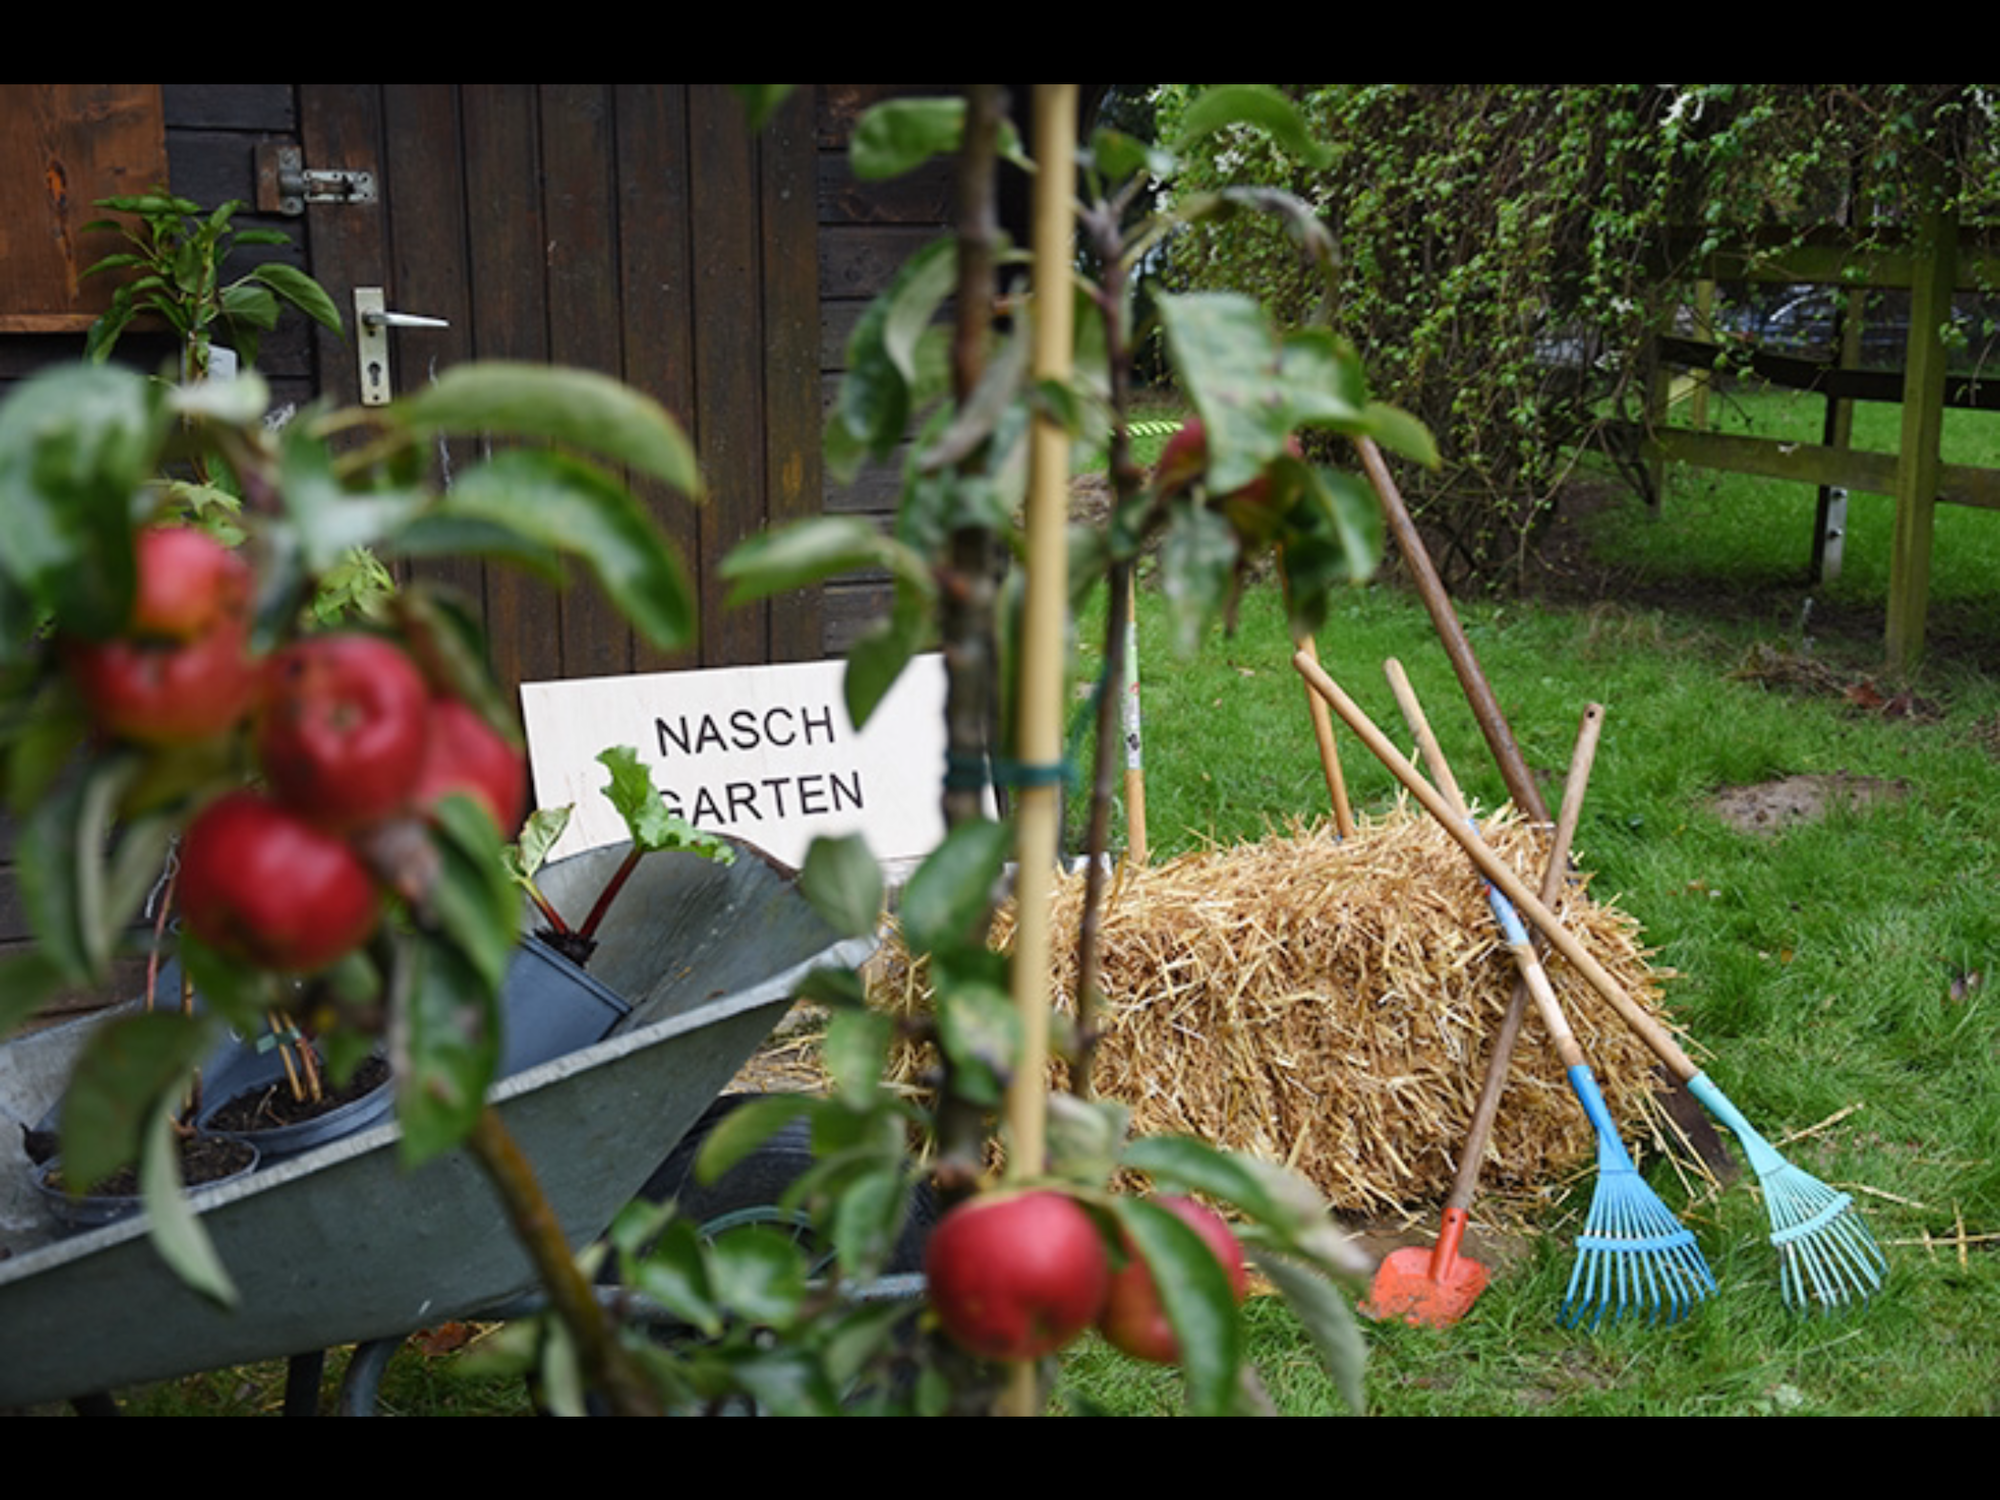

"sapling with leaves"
[506, 745, 735, 968]
[0, 353, 708, 1415]
[620, 84, 1434, 1416]
[81, 190, 344, 382]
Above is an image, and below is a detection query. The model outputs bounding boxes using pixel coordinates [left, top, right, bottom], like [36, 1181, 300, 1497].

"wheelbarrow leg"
[337, 1336, 403, 1416]
[284, 1350, 326, 1416]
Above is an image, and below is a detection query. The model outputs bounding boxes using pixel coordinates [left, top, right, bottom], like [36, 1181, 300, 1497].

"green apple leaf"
[0, 364, 166, 639]
[395, 362, 702, 500]
[137, 1100, 240, 1308]
[898, 818, 1010, 956]
[438, 447, 697, 653]
[394, 931, 500, 1167]
[799, 833, 885, 941]
[58, 1008, 217, 1198]
[1109, 1195, 1244, 1417]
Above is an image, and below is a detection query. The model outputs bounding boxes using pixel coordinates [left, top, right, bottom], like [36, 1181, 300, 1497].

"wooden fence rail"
[1610, 213, 2000, 671]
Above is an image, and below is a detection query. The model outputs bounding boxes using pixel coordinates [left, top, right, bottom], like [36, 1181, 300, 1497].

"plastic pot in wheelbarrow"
[189, 928, 630, 1163]
[0, 835, 876, 1411]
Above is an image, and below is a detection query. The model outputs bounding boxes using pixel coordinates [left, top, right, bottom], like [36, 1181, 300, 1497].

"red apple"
[176, 788, 382, 972]
[413, 696, 528, 834]
[256, 633, 432, 830]
[64, 525, 261, 746]
[1152, 417, 1213, 497]
[68, 622, 261, 748]
[1096, 1195, 1248, 1365]
[125, 525, 254, 639]
[1151, 418, 1303, 541]
[924, 1188, 1111, 1361]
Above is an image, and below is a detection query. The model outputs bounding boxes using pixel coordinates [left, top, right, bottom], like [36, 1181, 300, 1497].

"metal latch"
[256, 144, 377, 216]
[354, 288, 449, 406]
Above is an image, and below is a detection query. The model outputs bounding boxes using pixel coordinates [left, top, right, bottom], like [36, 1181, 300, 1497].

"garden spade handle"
[1355, 436, 1548, 826]
[1384, 661, 1600, 1222]
[1295, 650, 1700, 1082]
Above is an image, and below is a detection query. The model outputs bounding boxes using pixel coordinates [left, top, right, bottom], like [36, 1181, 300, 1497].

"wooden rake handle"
[1294, 649, 1701, 1083]
[1297, 633, 1355, 836]
[1386, 659, 1596, 1221]
[1383, 660, 1587, 1070]
[1355, 436, 1548, 825]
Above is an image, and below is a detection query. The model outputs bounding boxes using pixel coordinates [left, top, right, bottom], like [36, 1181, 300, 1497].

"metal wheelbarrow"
[0, 836, 875, 1411]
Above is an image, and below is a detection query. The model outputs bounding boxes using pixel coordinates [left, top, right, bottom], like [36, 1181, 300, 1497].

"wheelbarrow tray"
[0, 838, 872, 1409]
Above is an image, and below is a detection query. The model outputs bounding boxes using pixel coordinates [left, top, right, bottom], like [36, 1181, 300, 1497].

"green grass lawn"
[1044, 382, 2000, 1415]
[1054, 573, 2000, 1415]
[25, 387, 2000, 1417]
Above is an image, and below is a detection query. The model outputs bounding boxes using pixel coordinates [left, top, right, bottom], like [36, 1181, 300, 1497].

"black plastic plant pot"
[34, 1136, 260, 1234]
[497, 934, 633, 1080]
[193, 1035, 395, 1162]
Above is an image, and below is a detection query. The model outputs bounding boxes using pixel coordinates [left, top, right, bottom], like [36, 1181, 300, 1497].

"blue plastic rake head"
[1685, 1074, 1887, 1312]
[1560, 1064, 1719, 1329]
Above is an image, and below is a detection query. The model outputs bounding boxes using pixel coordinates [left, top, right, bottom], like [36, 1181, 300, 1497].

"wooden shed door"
[293, 84, 823, 699]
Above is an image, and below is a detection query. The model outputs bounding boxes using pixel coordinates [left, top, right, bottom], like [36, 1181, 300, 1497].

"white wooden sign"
[520, 653, 963, 871]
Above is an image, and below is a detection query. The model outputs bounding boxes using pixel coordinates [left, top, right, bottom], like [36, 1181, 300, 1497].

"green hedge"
[1149, 84, 2000, 590]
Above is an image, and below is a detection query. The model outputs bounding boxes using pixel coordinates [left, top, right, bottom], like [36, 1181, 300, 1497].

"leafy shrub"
[1151, 84, 2000, 590]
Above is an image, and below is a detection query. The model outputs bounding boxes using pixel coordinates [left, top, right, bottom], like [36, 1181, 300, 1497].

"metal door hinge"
[256, 144, 377, 217]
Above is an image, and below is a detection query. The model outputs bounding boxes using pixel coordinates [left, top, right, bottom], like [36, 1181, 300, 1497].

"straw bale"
[867, 805, 1691, 1219]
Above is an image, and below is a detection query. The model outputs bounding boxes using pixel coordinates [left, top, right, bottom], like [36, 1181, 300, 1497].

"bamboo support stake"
[999, 81, 1078, 1420]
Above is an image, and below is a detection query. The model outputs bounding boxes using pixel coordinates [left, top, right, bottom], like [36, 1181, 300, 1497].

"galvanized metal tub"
[0, 837, 871, 1409]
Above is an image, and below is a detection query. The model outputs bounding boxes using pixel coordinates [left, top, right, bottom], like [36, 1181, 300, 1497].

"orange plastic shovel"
[1361, 675, 1604, 1327]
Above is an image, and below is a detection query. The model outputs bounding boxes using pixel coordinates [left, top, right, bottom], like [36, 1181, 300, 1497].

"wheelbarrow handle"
[1295, 649, 1700, 1082]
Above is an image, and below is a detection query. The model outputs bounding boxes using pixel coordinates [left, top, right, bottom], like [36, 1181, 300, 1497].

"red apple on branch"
[1096, 1194, 1248, 1365]
[923, 1188, 1111, 1361]
[176, 788, 383, 972]
[257, 632, 433, 831]
[1152, 417, 1304, 542]
[64, 524, 261, 746]
[413, 696, 527, 835]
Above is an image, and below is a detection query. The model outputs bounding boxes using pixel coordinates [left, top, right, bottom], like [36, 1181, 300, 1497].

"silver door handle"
[354, 287, 449, 406]
[361, 309, 450, 331]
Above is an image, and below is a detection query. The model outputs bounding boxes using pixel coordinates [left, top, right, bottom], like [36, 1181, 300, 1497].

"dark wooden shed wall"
[0, 81, 964, 1015]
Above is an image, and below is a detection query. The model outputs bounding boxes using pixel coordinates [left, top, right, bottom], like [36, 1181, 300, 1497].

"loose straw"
[1000, 82, 1077, 1419]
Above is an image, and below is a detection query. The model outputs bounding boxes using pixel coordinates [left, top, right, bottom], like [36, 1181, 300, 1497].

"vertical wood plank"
[541, 82, 634, 682]
[614, 85, 702, 676]
[300, 84, 388, 408]
[379, 85, 483, 611]
[689, 84, 769, 668]
[1888, 202, 1957, 673]
[461, 84, 561, 700]
[759, 87, 823, 664]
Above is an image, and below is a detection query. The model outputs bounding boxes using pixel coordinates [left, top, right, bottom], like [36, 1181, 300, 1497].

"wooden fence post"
[1887, 200, 1958, 673]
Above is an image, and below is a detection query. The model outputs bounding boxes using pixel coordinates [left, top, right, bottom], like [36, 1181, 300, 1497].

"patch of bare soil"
[1707, 772, 1909, 837]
